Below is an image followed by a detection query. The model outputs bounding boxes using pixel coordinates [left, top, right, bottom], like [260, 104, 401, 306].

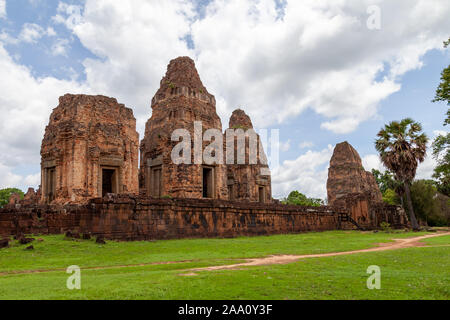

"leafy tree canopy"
[433, 38, 450, 107]
[282, 191, 324, 207]
[371, 169, 401, 194]
[431, 37, 450, 196]
[382, 188, 401, 206]
[410, 180, 448, 227]
[0, 188, 24, 208]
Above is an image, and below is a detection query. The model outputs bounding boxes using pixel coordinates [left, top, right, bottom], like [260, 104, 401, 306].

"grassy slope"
[0, 231, 448, 300]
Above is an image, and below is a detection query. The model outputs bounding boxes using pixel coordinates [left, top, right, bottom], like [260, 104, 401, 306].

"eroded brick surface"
[40, 94, 139, 204]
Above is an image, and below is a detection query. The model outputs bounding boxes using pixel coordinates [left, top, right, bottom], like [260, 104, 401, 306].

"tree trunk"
[404, 182, 420, 230]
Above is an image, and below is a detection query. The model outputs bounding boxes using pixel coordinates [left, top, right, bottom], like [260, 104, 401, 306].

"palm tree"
[375, 118, 428, 230]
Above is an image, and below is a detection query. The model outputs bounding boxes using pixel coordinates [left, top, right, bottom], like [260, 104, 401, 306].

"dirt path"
[1, 232, 448, 277]
[180, 232, 450, 275]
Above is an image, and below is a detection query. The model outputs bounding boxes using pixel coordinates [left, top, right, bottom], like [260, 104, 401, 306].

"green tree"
[372, 169, 405, 205]
[382, 188, 400, 205]
[0, 188, 24, 208]
[432, 133, 450, 196]
[371, 169, 398, 193]
[433, 38, 450, 107]
[282, 191, 324, 207]
[432, 37, 450, 196]
[375, 118, 428, 230]
[410, 180, 447, 227]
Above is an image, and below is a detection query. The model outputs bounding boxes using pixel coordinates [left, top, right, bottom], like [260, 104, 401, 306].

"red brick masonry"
[0, 194, 408, 241]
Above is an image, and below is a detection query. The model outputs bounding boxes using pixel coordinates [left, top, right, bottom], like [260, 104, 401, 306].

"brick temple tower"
[225, 109, 272, 203]
[139, 57, 228, 199]
[40, 94, 139, 204]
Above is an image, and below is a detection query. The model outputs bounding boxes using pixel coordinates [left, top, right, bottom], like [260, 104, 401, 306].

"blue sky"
[0, 0, 448, 199]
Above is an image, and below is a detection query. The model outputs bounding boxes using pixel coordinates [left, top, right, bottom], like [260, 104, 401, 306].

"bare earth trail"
[0, 233, 449, 277]
[181, 232, 450, 275]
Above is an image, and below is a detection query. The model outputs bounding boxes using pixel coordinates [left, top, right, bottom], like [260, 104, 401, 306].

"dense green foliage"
[433, 38, 450, 105]
[281, 191, 324, 207]
[0, 188, 24, 208]
[432, 38, 450, 196]
[410, 180, 449, 227]
[371, 169, 397, 194]
[382, 189, 400, 205]
[0, 232, 448, 300]
[431, 134, 450, 197]
[371, 169, 402, 205]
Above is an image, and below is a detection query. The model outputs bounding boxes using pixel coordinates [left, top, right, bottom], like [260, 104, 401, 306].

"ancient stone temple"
[226, 109, 272, 203]
[40, 94, 139, 204]
[140, 57, 229, 199]
[140, 57, 272, 202]
[327, 141, 383, 205]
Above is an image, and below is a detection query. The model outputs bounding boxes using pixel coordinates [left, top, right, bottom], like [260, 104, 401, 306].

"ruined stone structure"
[0, 195, 338, 241]
[0, 58, 412, 242]
[226, 109, 272, 203]
[40, 94, 139, 204]
[327, 141, 408, 229]
[139, 57, 271, 202]
[327, 141, 383, 205]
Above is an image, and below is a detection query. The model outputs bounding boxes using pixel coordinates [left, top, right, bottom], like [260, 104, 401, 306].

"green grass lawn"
[0, 231, 448, 300]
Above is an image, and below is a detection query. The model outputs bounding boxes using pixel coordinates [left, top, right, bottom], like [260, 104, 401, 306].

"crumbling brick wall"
[0, 195, 339, 240]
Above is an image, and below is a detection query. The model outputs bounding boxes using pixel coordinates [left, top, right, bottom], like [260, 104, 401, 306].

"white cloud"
[0, 0, 5, 19]
[53, 0, 195, 133]
[299, 141, 314, 149]
[189, 0, 450, 133]
[50, 0, 450, 135]
[52, 2, 83, 29]
[279, 139, 291, 152]
[0, 43, 88, 189]
[1, 0, 450, 193]
[0, 163, 23, 189]
[362, 154, 383, 172]
[272, 145, 334, 200]
[47, 27, 57, 37]
[19, 23, 46, 43]
[51, 38, 70, 56]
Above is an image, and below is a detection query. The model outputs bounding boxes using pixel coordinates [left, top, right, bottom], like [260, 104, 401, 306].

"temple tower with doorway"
[40, 94, 139, 204]
[139, 57, 228, 199]
[225, 109, 272, 203]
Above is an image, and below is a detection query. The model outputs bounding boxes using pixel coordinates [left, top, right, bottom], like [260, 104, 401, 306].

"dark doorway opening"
[203, 167, 213, 198]
[259, 187, 265, 203]
[228, 184, 234, 201]
[151, 167, 162, 197]
[102, 169, 116, 196]
[46, 167, 56, 203]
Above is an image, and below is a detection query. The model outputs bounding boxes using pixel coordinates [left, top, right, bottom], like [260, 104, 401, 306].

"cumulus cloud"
[19, 23, 46, 43]
[299, 141, 314, 149]
[0, 0, 5, 19]
[49, 0, 450, 135]
[1, 0, 449, 194]
[17, 23, 57, 43]
[0, 43, 88, 182]
[51, 38, 70, 56]
[279, 139, 291, 152]
[53, 0, 195, 133]
[191, 0, 450, 133]
[362, 154, 383, 172]
[272, 145, 334, 200]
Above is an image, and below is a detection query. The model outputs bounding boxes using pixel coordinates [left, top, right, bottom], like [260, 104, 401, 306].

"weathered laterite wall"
[0, 195, 340, 240]
[334, 193, 409, 230]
